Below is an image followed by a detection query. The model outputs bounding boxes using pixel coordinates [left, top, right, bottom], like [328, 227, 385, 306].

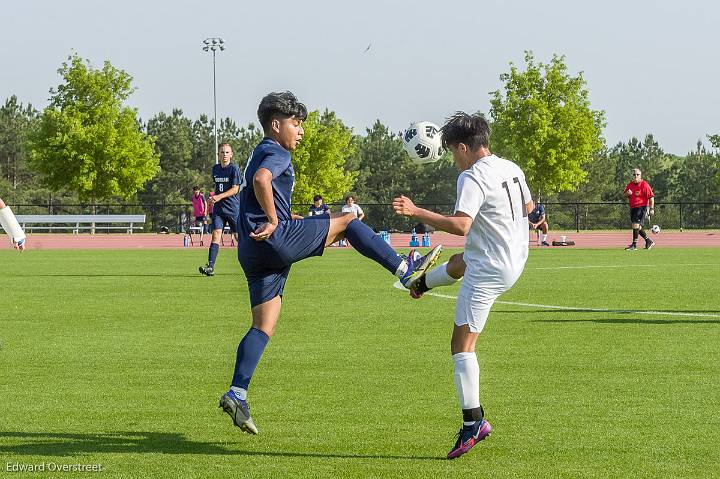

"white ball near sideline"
[651, 225, 661, 234]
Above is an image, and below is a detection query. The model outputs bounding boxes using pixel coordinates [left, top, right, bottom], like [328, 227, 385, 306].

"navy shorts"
[238, 214, 330, 307]
[211, 212, 237, 232]
[630, 206, 649, 225]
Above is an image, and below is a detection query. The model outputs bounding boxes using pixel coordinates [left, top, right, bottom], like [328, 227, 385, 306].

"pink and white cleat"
[447, 419, 492, 459]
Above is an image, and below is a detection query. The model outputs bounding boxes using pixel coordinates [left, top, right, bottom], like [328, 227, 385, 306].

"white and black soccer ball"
[402, 121, 444, 164]
[651, 224, 661, 234]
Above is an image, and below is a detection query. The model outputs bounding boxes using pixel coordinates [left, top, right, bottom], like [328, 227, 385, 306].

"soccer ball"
[402, 121, 444, 164]
[651, 224, 661, 234]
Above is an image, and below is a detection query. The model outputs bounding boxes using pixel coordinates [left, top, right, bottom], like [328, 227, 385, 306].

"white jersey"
[341, 203, 364, 218]
[454, 154, 531, 289]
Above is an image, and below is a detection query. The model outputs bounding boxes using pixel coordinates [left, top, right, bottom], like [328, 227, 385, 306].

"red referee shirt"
[624, 180, 654, 208]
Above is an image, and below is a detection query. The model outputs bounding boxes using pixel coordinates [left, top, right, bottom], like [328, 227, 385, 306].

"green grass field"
[1, 247, 719, 478]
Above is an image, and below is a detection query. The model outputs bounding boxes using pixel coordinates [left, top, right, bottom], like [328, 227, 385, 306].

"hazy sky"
[2, 0, 718, 155]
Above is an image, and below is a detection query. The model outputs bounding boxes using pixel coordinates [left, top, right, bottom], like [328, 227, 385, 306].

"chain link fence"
[7, 201, 720, 233]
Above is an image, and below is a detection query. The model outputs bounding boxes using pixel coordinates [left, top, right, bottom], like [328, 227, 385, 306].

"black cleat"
[645, 238, 655, 250]
[624, 244, 637, 251]
[199, 265, 215, 276]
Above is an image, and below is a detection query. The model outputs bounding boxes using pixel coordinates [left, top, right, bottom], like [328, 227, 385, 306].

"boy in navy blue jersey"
[199, 143, 241, 276]
[218, 91, 442, 434]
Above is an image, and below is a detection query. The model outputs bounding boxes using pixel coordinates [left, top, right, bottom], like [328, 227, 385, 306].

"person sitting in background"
[528, 196, 549, 246]
[341, 195, 364, 221]
[308, 194, 330, 216]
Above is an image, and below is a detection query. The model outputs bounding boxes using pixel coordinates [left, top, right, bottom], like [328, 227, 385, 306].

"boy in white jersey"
[393, 112, 533, 459]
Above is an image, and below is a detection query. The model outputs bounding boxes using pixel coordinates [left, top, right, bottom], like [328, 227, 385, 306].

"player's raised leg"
[325, 211, 442, 287]
[0, 197, 26, 252]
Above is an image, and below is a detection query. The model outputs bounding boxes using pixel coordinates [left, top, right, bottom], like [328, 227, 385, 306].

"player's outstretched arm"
[393, 195, 472, 236]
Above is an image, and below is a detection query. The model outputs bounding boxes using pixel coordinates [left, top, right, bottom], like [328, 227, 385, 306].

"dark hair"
[257, 91, 308, 131]
[193, 186, 199, 191]
[441, 112, 491, 150]
[313, 194, 323, 201]
[345, 195, 355, 203]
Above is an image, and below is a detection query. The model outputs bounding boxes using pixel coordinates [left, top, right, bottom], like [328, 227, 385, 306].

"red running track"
[13, 231, 720, 250]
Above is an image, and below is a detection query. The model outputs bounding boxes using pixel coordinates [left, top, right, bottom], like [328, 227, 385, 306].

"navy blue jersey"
[528, 203, 545, 223]
[308, 203, 329, 216]
[212, 162, 242, 216]
[238, 138, 295, 235]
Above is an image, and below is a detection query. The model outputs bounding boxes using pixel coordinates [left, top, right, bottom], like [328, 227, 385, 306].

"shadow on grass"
[533, 318, 720, 325]
[0, 431, 440, 461]
[4, 274, 224, 278]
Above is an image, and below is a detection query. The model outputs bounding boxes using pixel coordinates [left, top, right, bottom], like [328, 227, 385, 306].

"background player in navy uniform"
[308, 194, 330, 216]
[199, 143, 241, 276]
[528, 196, 549, 246]
[218, 91, 442, 434]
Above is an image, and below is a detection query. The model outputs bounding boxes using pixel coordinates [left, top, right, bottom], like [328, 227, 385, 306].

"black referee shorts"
[630, 206, 649, 225]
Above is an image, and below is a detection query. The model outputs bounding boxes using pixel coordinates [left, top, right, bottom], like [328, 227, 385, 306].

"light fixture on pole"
[202, 37, 225, 164]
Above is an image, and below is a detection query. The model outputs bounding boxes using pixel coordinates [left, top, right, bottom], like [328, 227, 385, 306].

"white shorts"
[454, 281, 513, 334]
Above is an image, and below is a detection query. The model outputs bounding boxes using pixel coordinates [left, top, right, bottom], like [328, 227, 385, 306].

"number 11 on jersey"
[501, 177, 527, 221]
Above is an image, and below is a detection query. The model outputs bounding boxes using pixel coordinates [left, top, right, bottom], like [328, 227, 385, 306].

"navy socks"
[344, 219, 403, 274]
[231, 327, 270, 389]
[208, 242, 220, 267]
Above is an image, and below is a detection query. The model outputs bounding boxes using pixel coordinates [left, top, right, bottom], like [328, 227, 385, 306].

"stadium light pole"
[202, 37, 225, 164]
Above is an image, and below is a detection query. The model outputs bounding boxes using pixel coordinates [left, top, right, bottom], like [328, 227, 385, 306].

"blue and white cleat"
[219, 390, 258, 434]
[400, 245, 442, 292]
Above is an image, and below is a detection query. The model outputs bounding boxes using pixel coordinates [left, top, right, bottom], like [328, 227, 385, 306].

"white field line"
[392, 282, 720, 319]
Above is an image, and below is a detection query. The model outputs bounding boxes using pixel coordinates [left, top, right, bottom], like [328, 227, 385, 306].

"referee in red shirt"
[623, 168, 655, 250]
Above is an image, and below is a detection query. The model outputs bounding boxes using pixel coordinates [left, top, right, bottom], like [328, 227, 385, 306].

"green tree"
[291, 110, 356, 208]
[146, 109, 193, 173]
[223, 120, 263, 165]
[191, 114, 215, 174]
[709, 134, 720, 187]
[0, 96, 38, 196]
[557, 149, 618, 202]
[27, 54, 159, 203]
[140, 109, 197, 204]
[668, 142, 720, 203]
[708, 134, 720, 149]
[349, 120, 413, 203]
[490, 51, 605, 195]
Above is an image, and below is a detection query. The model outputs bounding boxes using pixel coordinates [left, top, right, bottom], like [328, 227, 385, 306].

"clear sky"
[2, 0, 718, 155]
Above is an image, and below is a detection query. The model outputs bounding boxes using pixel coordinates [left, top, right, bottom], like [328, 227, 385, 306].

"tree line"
[1, 53, 718, 228]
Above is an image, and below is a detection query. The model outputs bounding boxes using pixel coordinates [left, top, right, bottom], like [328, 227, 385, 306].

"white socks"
[230, 386, 247, 400]
[425, 262, 459, 288]
[453, 352, 481, 423]
[395, 259, 409, 278]
[542, 233, 548, 242]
